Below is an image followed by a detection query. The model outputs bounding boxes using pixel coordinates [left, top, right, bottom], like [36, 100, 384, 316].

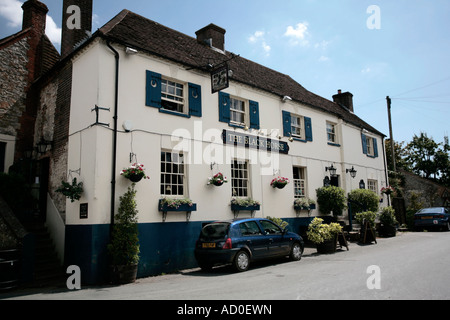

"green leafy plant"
[347, 188, 379, 213]
[266, 216, 289, 229]
[108, 184, 140, 266]
[355, 211, 377, 228]
[55, 178, 83, 202]
[307, 217, 343, 244]
[379, 206, 398, 227]
[316, 186, 347, 216]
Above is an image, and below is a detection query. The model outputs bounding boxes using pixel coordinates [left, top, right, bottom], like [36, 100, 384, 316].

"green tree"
[405, 132, 439, 179]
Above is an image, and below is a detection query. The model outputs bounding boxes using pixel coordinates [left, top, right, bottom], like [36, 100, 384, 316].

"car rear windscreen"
[200, 223, 230, 240]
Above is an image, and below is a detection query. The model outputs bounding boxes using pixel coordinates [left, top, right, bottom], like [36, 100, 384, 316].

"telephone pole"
[387, 96, 397, 172]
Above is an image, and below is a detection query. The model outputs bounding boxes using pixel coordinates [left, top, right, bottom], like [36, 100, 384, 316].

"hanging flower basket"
[120, 163, 149, 182]
[55, 178, 83, 202]
[270, 176, 290, 189]
[207, 172, 228, 187]
[381, 186, 395, 195]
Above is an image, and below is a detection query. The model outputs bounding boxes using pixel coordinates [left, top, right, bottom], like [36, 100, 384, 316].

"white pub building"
[1, 1, 388, 284]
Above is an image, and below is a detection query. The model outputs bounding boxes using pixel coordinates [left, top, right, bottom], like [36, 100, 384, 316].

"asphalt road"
[2, 231, 450, 300]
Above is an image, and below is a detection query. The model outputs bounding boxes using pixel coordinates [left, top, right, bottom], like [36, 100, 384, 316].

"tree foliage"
[386, 132, 449, 186]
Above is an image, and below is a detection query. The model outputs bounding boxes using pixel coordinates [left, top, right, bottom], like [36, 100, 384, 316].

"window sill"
[159, 108, 191, 118]
[327, 142, 341, 147]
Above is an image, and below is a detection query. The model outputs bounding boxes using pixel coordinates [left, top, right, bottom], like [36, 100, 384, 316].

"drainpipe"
[382, 138, 390, 206]
[106, 40, 119, 229]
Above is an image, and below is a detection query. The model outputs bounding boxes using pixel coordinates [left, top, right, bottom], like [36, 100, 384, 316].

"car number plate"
[202, 243, 216, 248]
[421, 216, 433, 220]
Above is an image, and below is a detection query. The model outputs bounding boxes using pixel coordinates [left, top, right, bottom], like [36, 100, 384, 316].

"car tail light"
[222, 238, 232, 249]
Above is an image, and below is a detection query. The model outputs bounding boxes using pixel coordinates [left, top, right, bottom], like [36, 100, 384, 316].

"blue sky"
[1, 0, 449, 145]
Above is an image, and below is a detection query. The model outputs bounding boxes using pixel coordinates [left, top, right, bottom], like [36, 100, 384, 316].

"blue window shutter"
[304, 117, 313, 142]
[188, 83, 202, 117]
[146, 70, 161, 108]
[361, 133, 368, 154]
[373, 137, 379, 158]
[218, 92, 230, 123]
[249, 100, 260, 129]
[282, 111, 291, 137]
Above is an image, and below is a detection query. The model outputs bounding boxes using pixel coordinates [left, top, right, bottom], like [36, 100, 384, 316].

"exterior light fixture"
[37, 138, 52, 154]
[282, 96, 292, 102]
[125, 47, 138, 55]
[346, 166, 357, 179]
[359, 179, 366, 189]
[325, 164, 337, 177]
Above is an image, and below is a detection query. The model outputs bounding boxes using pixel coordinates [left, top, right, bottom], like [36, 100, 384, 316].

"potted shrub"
[207, 172, 228, 186]
[348, 189, 379, 213]
[378, 206, 398, 237]
[108, 184, 140, 284]
[266, 216, 289, 230]
[307, 217, 343, 254]
[55, 178, 83, 202]
[270, 176, 289, 189]
[120, 163, 149, 183]
[294, 198, 316, 211]
[316, 186, 347, 216]
[355, 211, 377, 244]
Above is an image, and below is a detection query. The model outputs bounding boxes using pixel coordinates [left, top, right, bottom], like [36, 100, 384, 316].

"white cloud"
[248, 30, 264, 43]
[284, 22, 309, 46]
[361, 67, 371, 74]
[0, 0, 61, 46]
[46, 15, 61, 45]
[248, 30, 271, 56]
[0, 0, 23, 28]
[318, 56, 329, 62]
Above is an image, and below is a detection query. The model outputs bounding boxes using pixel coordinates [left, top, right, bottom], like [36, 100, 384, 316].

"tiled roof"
[98, 9, 384, 136]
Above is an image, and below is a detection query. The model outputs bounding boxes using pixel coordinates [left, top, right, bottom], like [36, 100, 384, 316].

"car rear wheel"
[290, 242, 303, 261]
[233, 250, 250, 272]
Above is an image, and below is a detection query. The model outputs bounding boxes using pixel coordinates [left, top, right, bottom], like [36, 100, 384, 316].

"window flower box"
[294, 198, 316, 211]
[230, 198, 260, 218]
[158, 198, 197, 222]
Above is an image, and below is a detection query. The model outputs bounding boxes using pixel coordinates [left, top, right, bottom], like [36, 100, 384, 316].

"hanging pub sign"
[222, 130, 289, 154]
[211, 63, 229, 94]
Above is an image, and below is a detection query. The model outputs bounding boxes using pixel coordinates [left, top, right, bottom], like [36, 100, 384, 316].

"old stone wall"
[0, 37, 30, 138]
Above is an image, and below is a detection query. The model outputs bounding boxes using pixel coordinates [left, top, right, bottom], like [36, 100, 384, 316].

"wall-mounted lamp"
[346, 166, 357, 179]
[36, 138, 52, 154]
[359, 179, 366, 189]
[282, 96, 292, 102]
[125, 47, 138, 55]
[325, 164, 337, 177]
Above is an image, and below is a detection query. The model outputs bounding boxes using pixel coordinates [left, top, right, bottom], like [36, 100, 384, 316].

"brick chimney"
[333, 90, 354, 113]
[22, 0, 48, 33]
[196, 24, 226, 51]
[61, 0, 93, 58]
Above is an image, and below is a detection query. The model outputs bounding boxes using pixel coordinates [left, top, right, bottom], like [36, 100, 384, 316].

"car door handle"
[269, 238, 273, 243]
